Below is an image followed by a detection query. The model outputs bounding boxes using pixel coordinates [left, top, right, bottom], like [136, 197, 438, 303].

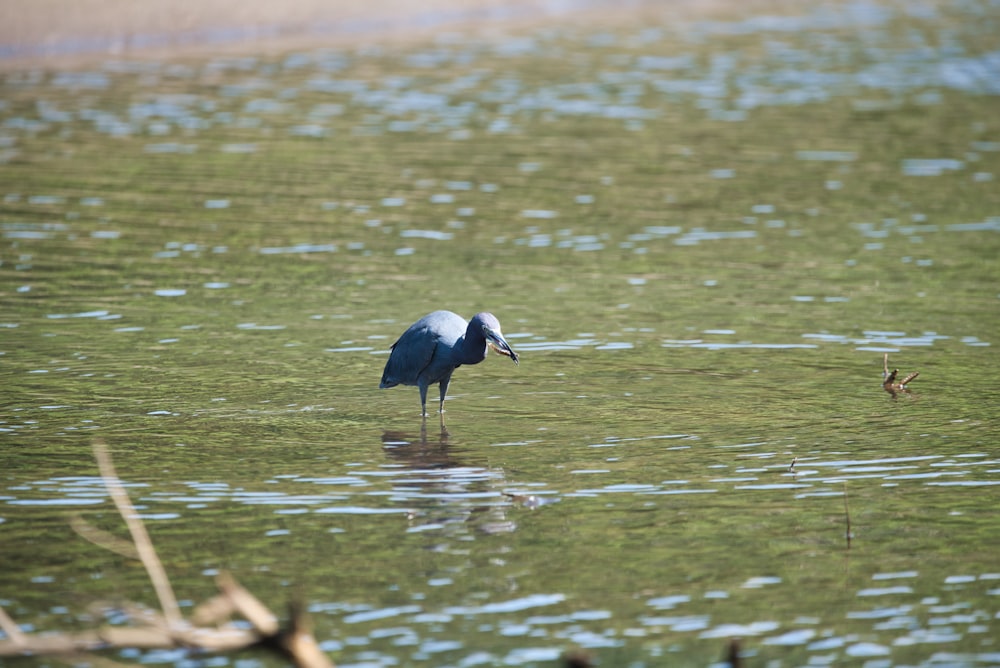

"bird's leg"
[418, 382, 430, 417]
[438, 373, 453, 414]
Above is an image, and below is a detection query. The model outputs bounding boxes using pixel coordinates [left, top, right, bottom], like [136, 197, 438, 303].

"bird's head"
[476, 313, 519, 366]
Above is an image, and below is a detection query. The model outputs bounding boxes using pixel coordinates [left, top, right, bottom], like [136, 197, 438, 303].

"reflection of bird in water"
[379, 311, 518, 416]
[380, 426, 518, 535]
[381, 425, 455, 469]
[882, 353, 919, 397]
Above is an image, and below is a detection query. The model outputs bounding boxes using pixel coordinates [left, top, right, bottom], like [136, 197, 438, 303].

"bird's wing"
[381, 322, 440, 386]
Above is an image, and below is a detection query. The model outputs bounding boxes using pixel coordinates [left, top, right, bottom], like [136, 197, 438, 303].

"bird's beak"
[484, 326, 519, 366]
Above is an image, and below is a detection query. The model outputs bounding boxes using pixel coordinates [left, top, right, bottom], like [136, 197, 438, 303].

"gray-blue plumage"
[380, 311, 519, 416]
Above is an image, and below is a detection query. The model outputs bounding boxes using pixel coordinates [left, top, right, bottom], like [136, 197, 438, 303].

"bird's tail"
[379, 366, 398, 389]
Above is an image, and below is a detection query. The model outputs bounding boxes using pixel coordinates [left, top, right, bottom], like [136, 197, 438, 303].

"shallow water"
[2, 1, 1000, 666]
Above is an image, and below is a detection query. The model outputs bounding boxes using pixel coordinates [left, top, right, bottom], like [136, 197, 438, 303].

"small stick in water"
[843, 482, 853, 549]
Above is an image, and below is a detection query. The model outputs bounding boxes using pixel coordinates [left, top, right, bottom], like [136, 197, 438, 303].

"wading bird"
[379, 311, 519, 416]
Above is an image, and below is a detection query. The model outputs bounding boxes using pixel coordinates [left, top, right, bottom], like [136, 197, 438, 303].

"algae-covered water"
[2, 1, 999, 666]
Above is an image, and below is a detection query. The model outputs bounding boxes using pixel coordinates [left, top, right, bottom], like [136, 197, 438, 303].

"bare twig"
[93, 440, 183, 629]
[98, 626, 176, 648]
[190, 593, 238, 627]
[0, 604, 28, 647]
[70, 514, 141, 560]
[0, 624, 258, 656]
[216, 571, 279, 636]
[0, 627, 105, 655]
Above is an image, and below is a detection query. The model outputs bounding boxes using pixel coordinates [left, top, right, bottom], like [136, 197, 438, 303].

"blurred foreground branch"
[0, 440, 333, 668]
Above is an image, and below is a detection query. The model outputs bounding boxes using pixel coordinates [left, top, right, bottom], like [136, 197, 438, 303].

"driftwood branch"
[0, 440, 334, 668]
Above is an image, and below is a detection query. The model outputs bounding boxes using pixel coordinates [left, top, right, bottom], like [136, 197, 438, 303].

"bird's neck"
[455, 328, 488, 365]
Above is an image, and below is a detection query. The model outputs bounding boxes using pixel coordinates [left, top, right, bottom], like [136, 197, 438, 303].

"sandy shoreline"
[0, 0, 769, 70]
[0, 0, 621, 69]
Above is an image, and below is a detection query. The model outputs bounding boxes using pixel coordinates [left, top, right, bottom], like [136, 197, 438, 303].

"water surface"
[1, 1, 999, 666]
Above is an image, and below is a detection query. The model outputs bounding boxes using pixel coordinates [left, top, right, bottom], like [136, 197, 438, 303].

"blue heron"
[379, 311, 519, 415]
